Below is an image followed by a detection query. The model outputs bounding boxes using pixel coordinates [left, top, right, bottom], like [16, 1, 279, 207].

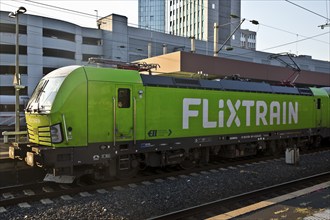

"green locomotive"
[9, 65, 330, 183]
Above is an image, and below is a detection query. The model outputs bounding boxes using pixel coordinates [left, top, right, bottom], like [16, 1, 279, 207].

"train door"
[115, 85, 134, 142]
[316, 98, 322, 127]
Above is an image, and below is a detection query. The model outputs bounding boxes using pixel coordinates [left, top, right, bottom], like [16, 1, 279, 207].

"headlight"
[51, 124, 63, 143]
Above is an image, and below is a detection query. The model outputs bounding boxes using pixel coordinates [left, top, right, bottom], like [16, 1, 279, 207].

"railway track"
[0, 160, 46, 188]
[0, 148, 329, 210]
[151, 171, 330, 220]
[0, 154, 280, 208]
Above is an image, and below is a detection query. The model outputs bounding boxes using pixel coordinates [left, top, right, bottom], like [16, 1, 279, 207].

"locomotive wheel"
[180, 158, 197, 169]
[116, 155, 140, 180]
[180, 149, 200, 170]
[75, 174, 94, 186]
[314, 136, 322, 147]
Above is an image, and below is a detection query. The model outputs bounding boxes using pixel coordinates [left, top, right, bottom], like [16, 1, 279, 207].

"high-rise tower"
[138, 0, 165, 32]
[138, 0, 255, 50]
[166, 0, 241, 47]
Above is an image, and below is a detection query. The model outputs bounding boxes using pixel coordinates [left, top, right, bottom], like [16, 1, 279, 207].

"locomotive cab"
[26, 73, 66, 145]
[10, 65, 88, 182]
[10, 65, 145, 183]
[25, 65, 87, 148]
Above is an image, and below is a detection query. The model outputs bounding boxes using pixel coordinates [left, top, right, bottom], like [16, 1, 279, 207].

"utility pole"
[8, 7, 26, 142]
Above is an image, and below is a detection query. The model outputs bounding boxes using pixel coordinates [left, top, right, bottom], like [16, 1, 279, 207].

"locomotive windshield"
[26, 77, 65, 113]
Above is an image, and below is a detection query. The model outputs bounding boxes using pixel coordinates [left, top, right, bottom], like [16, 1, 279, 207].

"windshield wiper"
[26, 80, 49, 113]
[35, 80, 49, 103]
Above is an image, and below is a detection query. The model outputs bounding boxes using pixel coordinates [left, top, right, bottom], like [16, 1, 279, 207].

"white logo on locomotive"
[182, 98, 298, 129]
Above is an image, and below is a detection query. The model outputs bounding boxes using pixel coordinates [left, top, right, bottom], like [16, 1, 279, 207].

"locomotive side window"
[317, 98, 321, 109]
[118, 88, 130, 108]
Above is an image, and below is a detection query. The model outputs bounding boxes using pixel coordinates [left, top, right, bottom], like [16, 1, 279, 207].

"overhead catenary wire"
[261, 32, 329, 51]
[1, 0, 239, 56]
[258, 23, 329, 45]
[6, 0, 329, 40]
[1, 0, 329, 61]
[1, 21, 329, 65]
[17, 30, 330, 66]
[0, 8, 195, 55]
[216, 31, 329, 61]
[19, 0, 235, 33]
[285, 0, 329, 21]
[326, 0, 329, 20]
[24, 0, 95, 18]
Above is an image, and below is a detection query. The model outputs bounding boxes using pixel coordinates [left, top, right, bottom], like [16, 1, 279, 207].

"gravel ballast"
[2, 150, 330, 220]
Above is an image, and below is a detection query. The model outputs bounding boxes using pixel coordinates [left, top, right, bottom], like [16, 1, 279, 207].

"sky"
[1, 0, 329, 62]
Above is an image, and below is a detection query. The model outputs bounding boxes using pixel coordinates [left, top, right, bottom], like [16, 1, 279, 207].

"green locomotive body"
[9, 65, 330, 182]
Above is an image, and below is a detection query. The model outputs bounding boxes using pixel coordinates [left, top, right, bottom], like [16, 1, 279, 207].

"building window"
[0, 65, 27, 75]
[0, 86, 28, 96]
[43, 67, 57, 76]
[0, 45, 27, 55]
[0, 23, 27, 34]
[43, 48, 75, 59]
[82, 54, 101, 62]
[82, 37, 102, 45]
[43, 28, 75, 42]
[0, 104, 25, 112]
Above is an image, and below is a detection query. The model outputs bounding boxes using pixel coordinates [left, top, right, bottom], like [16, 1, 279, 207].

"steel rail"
[0, 148, 329, 210]
[149, 171, 330, 220]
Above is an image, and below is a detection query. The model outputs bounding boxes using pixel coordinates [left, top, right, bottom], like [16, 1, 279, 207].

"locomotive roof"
[140, 74, 314, 96]
[45, 65, 81, 79]
[46, 65, 314, 96]
[322, 87, 330, 95]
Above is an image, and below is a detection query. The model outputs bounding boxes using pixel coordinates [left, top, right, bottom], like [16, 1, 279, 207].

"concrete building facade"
[0, 11, 329, 129]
